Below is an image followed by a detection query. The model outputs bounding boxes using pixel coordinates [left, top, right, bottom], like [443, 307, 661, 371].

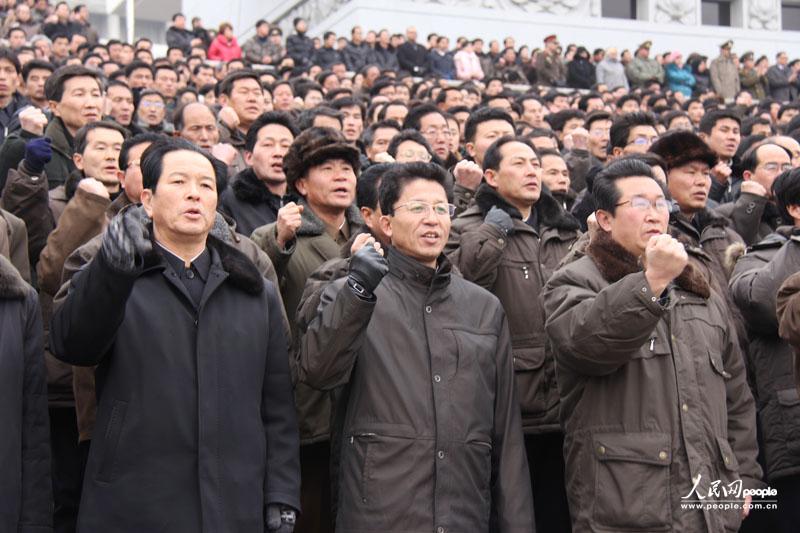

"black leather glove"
[347, 244, 389, 298]
[266, 503, 296, 533]
[484, 206, 515, 236]
[100, 207, 153, 273]
[24, 137, 52, 174]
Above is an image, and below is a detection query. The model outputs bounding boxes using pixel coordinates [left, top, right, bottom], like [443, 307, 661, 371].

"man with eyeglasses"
[298, 161, 534, 533]
[543, 158, 761, 532]
[607, 111, 659, 160]
[403, 103, 453, 164]
[447, 135, 580, 533]
[731, 168, 800, 533]
[649, 130, 744, 291]
[716, 141, 793, 245]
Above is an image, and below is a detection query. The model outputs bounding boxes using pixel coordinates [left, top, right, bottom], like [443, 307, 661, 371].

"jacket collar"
[45, 116, 74, 159]
[0, 254, 27, 299]
[586, 229, 710, 298]
[474, 182, 581, 232]
[295, 198, 363, 238]
[139, 220, 263, 295]
[670, 207, 728, 241]
[231, 167, 283, 206]
[387, 246, 451, 292]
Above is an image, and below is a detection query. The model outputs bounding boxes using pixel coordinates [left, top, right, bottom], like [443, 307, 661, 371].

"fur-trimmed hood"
[231, 168, 284, 207]
[474, 182, 581, 232]
[0, 254, 28, 299]
[586, 229, 711, 298]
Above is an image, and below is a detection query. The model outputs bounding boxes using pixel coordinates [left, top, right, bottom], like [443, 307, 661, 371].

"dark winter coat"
[298, 247, 535, 533]
[50, 232, 301, 532]
[368, 44, 399, 71]
[566, 58, 596, 89]
[251, 202, 365, 444]
[730, 227, 800, 482]
[342, 41, 371, 72]
[428, 50, 456, 80]
[311, 46, 342, 70]
[166, 26, 195, 54]
[286, 33, 314, 68]
[218, 168, 281, 237]
[397, 41, 428, 75]
[447, 184, 581, 434]
[0, 117, 76, 192]
[0, 254, 52, 533]
[544, 229, 762, 532]
[715, 192, 782, 247]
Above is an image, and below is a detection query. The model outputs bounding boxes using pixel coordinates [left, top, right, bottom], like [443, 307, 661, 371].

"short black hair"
[124, 60, 153, 78]
[154, 63, 177, 78]
[387, 129, 433, 159]
[402, 103, 444, 131]
[141, 137, 224, 193]
[297, 106, 343, 131]
[585, 110, 612, 130]
[378, 162, 449, 215]
[577, 92, 603, 111]
[615, 94, 641, 109]
[772, 168, 800, 223]
[45, 65, 102, 102]
[463, 106, 514, 143]
[362, 120, 401, 148]
[483, 135, 536, 171]
[357, 163, 391, 209]
[119, 132, 163, 170]
[593, 158, 659, 215]
[610, 112, 657, 151]
[661, 110, 690, 129]
[329, 96, 365, 116]
[245, 111, 299, 152]
[742, 116, 773, 136]
[219, 69, 260, 96]
[21, 59, 54, 82]
[699, 109, 741, 134]
[74, 120, 129, 155]
[545, 109, 585, 133]
[376, 100, 408, 121]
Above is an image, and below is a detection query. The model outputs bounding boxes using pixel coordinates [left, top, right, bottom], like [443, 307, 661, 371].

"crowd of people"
[4, 2, 800, 533]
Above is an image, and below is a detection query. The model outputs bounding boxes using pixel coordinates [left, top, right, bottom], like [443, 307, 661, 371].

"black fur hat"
[648, 130, 717, 171]
[283, 127, 361, 194]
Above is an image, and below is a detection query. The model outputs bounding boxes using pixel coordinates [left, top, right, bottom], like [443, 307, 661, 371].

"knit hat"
[648, 130, 717, 171]
[283, 127, 361, 194]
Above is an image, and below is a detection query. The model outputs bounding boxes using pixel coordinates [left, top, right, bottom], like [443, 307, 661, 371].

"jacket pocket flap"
[512, 345, 546, 371]
[716, 437, 740, 471]
[708, 350, 732, 379]
[594, 432, 672, 466]
[777, 388, 800, 406]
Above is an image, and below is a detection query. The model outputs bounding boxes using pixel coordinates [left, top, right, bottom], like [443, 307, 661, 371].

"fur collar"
[586, 229, 710, 298]
[139, 218, 263, 295]
[474, 183, 580, 232]
[231, 168, 283, 206]
[0, 254, 28, 299]
[296, 199, 364, 238]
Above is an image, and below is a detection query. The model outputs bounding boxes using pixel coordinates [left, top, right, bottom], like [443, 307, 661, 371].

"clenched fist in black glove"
[484, 206, 515, 236]
[100, 207, 153, 273]
[347, 243, 389, 299]
[266, 503, 296, 533]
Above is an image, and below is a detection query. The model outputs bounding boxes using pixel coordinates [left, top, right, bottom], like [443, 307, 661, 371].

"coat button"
[437, 527, 445, 533]
[597, 445, 606, 455]
[186, 270, 195, 279]
[433, 375, 441, 383]
[724, 455, 729, 464]
[425, 305, 432, 313]
[682, 403, 689, 412]
[659, 451, 668, 461]
[498, 238, 504, 245]
[438, 450, 445, 459]
[641, 287, 647, 293]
